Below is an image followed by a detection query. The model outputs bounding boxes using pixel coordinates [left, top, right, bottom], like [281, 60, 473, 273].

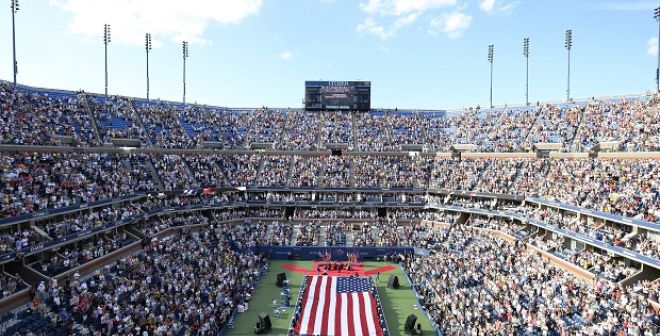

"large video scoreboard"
[305, 81, 371, 111]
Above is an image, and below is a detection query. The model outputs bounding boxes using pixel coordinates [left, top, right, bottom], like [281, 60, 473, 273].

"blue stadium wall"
[251, 246, 414, 260]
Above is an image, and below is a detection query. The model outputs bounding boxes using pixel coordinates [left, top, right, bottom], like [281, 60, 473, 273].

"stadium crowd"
[1, 83, 659, 336]
[23, 226, 267, 335]
[87, 95, 148, 143]
[0, 272, 24, 299]
[0, 149, 657, 226]
[0, 84, 96, 146]
[0, 204, 657, 335]
[0, 228, 39, 254]
[0, 152, 154, 218]
[404, 224, 659, 335]
[37, 232, 135, 277]
[2, 83, 659, 152]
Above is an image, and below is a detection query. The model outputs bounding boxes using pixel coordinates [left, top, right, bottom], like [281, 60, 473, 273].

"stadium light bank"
[10, 0, 19, 87]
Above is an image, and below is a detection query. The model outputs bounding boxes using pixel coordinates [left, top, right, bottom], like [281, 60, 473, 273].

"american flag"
[294, 276, 384, 336]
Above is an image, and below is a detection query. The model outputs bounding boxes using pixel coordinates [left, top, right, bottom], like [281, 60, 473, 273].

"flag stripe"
[300, 276, 320, 334]
[363, 292, 377, 336]
[341, 292, 350, 336]
[335, 291, 343, 336]
[297, 277, 313, 335]
[358, 291, 371, 335]
[352, 292, 363, 335]
[320, 277, 334, 335]
[312, 276, 328, 335]
[305, 276, 323, 334]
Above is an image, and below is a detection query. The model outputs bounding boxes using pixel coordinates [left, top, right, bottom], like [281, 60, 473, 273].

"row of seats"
[2, 83, 658, 151]
[1, 209, 656, 335]
[3, 153, 654, 221]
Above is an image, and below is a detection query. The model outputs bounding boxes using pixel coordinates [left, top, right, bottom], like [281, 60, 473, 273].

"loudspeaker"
[387, 275, 400, 289]
[258, 312, 272, 331]
[276, 273, 287, 287]
[404, 314, 417, 333]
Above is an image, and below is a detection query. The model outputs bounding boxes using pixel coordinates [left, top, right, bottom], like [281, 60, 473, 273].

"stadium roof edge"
[0, 78, 654, 113]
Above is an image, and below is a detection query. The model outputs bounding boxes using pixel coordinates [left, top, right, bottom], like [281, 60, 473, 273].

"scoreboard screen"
[305, 81, 371, 111]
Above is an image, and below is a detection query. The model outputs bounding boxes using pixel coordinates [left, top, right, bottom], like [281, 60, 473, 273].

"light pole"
[488, 44, 494, 108]
[565, 29, 572, 102]
[103, 24, 111, 96]
[182, 41, 189, 104]
[523, 38, 529, 106]
[654, 7, 660, 93]
[11, 0, 19, 87]
[145, 33, 152, 101]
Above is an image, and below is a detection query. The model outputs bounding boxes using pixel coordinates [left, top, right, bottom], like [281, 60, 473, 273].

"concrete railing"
[52, 239, 143, 285]
[525, 244, 596, 282]
[0, 283, 31, 315]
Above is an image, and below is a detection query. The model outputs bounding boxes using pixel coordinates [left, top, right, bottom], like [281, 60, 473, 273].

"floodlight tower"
[103, 24, 111, 96]
[182, 41, 189, 104]
[11, 0, 19, 87]
[523, 38, 530, 106]
[488, 44, 494, 108]
[654, 7, 660, 93]
[145, 33, 152, 100]
[565, 29, 572, 102]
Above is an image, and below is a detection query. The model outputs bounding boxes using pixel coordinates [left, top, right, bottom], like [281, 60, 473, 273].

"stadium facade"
[0, 80, 658, 335]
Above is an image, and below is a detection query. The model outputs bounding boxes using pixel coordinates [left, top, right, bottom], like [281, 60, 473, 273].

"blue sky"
[0, 0, 658, 109]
